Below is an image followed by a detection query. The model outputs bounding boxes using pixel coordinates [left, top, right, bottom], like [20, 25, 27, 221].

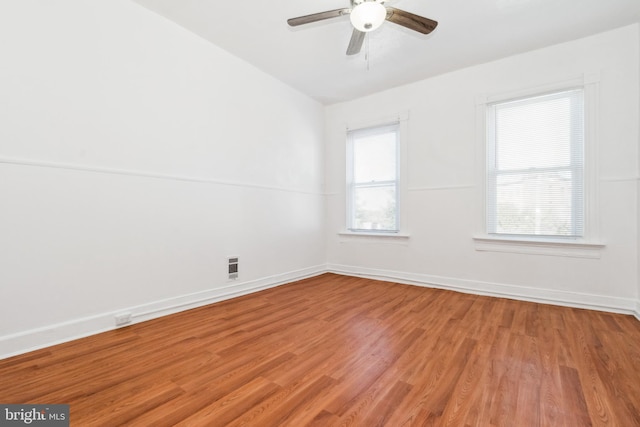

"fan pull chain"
[365, 34, 370, 71]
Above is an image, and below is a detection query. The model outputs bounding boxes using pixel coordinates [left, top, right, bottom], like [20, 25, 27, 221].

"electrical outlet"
[115, 312, 132, 326]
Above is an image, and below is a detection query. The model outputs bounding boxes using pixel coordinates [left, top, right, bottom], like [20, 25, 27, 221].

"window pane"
[493, 90, 583, 171]
[353, 131, 397, 183]
[495, 97, 572, 170]
[493, 170, 580, 236]
[353, 185, 397, 231]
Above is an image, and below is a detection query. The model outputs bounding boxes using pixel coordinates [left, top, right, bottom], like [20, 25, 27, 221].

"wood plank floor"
[1, 273, 640, 426]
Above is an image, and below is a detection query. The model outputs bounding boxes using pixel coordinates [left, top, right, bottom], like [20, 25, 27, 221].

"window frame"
[473, 74, 604, 258]
[343, 112, 409, 238]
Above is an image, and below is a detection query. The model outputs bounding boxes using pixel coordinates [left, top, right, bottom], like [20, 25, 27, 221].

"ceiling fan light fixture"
[349, 1, 386, 32]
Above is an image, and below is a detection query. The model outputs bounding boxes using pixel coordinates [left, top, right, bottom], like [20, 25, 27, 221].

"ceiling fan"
[287, 0, 438, 56]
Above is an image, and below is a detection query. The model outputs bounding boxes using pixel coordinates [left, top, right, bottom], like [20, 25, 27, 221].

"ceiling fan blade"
[287, 8, 351, 27]
[385, 7, 438, 34]
[346, 29, 366, 55]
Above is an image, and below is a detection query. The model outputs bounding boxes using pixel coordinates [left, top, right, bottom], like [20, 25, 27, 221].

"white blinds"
[487, 89, 585, 238]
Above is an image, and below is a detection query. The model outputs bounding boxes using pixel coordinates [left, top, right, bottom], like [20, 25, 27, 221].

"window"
[347, 123, 400, 233]
[486, 89, 585, 239]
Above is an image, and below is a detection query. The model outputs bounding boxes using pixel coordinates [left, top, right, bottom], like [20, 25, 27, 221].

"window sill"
[473, 236, 605, 259]
[338, 231, 410, 241]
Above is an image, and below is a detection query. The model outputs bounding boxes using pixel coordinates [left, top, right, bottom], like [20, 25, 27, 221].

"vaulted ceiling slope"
[132, 0, 640, 105]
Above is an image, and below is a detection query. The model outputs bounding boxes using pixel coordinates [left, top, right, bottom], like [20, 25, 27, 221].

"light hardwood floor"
[1, 273, 640, 426]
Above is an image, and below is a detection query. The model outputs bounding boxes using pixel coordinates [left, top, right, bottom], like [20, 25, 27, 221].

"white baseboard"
[2, 265, 637, 360]
[327, 263, 639, 316]
[0, 265, 326, 360]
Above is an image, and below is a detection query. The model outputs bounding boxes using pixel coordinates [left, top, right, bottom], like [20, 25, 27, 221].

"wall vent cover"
[228, 257, 239, 280]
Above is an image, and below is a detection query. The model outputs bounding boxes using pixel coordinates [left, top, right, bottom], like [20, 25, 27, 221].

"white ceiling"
[132, 0, 640, 105]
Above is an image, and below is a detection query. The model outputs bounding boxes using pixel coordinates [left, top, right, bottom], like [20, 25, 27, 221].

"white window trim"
[343, 111, 410, 238]
[473, 73, 604, 257]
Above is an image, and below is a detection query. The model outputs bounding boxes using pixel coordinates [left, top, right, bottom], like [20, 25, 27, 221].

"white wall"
[0, 0, 326, 357]
[326, 24, 640, 313]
